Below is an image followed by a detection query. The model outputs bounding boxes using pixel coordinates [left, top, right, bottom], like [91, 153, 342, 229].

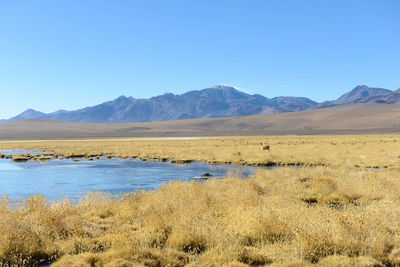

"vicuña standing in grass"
[261, 142, 270, 151]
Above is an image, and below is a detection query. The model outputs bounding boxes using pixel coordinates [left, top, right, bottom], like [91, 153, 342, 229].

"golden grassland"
[0, 135, 400, 168]
[2, 168, 400, 266]
[1, 135, 400, 266]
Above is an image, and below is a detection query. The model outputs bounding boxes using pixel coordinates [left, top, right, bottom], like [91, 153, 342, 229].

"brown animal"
[260, 143, 270, 151]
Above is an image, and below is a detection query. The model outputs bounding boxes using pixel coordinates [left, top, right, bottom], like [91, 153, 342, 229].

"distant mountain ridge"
[6, 85, 317, 123]
[313, 85, 393, 109]
[5, 84, 398, 123]
[10, 109, 48, 121]
[356, 88, 400, 104]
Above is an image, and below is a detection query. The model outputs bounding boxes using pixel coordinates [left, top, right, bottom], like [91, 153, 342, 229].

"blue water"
[0, 157, 257, 200]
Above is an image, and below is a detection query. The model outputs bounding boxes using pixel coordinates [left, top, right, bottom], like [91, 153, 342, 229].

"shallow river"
[0, 151, 258, 200]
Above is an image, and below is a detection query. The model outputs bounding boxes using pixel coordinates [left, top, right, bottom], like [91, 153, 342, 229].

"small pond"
[0, 151, 259, 200]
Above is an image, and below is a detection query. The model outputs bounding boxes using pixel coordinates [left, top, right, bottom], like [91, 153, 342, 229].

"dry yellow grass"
[1, 168, 400, 266]
[1, 135, 400, 266]
[0, 135, 399, 168]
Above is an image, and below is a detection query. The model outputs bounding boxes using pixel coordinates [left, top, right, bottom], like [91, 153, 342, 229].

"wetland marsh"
[1, 135, 400, 266]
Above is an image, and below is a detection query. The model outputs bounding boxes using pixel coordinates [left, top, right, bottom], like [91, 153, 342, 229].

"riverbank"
[0, 135, 399, 168]
[1, 167, 400, 266]
[0, 156, 256, 200]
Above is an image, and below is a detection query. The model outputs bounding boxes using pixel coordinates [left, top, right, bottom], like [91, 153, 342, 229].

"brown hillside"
[0, 104, 400, 140]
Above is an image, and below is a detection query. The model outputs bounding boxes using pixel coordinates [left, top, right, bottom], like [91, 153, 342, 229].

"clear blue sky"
[0, 0, 399, 119]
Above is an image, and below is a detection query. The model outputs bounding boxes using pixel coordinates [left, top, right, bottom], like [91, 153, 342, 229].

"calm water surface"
[0, 153, 257, 200]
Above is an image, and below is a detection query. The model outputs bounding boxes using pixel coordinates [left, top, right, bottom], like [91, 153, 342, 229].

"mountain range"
[3, 84, 399, 123]
[2, 103, 400, 140]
